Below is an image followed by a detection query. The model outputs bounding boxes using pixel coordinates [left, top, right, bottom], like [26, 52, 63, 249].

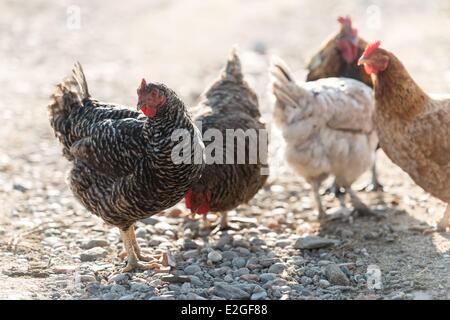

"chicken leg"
[361, 159, 384, 192]
[312, 180, 326, 220]
[119, 225, 164, 272]
[347, 188, 376, 217]
[437, 205, 450, 232]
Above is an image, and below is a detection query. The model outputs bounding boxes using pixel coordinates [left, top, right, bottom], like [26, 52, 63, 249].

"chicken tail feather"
[48, 62, 90, 160]
[222, 46, 243, 83]
[269, 56, 306, 109]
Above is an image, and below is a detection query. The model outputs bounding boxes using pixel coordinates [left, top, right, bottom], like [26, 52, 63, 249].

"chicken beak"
[137, 102, 144, 111]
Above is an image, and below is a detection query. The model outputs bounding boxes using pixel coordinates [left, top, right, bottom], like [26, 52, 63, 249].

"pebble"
[224, 274, 234, 282]
[108, 273, 130, 284]
[79, 275, 97, 283]
[294, 236, 339, 250]
[80, 247, 108, 262]
[325, 264, 350, 286]
[188, 276, 203, 286]
[119, 294, 136, 300]
[184, 264, 202, 275]
[102, 292, 119, 300]
[161, 275, 191, 283]
[260, 273, 277, 282]
[268, 263, 286, 274]
[319, 279, 330, 288]
[212, 282, 251, 299]
[186, 293, 207, 300]
[232, 257, 246, 268]
[208, 250, 223, 263]
[79, 239, 109, 250]
[183, 239, 199, 250]
[52, 265, 77, 274]
[135, 227, 147, 238]
[234, 268, 250, 277]
[251, 291, 268, 300]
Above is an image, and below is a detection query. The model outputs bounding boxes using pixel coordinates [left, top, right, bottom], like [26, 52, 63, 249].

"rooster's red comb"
[363, 41, 381, 58]
[337, 16, 352, 27]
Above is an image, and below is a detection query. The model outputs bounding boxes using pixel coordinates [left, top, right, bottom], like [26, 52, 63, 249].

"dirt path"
[1, 0, 450, 300]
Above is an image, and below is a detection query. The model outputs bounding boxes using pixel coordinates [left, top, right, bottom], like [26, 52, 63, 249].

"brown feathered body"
[368, 49, 450, 203]
[48, 63, 204, 231]
[187, 50, 268, 214]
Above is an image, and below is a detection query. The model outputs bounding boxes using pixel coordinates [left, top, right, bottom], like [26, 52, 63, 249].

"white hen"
[269, 57, 378, 219]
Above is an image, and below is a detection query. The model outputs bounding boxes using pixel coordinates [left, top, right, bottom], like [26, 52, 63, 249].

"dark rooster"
[48, 63, 204, 272]
[306, 15, 383, 193]
[185, 48, 268, 231]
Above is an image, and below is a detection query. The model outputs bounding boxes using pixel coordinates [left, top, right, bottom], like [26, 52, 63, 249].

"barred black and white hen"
[185, 48, 268, 231]
[48, 63, 204, 272]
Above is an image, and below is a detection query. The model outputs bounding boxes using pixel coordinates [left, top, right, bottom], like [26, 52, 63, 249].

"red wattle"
[185, 190, 192, 209]
[142, 106, 157, 117]
[364, 64, 377, 75]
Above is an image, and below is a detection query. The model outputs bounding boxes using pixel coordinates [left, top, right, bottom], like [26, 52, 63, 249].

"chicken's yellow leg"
[119, 226, 163, 272]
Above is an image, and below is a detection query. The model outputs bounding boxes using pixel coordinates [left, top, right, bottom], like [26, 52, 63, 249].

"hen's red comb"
[363, 41, 381, 57]
[137, 78, 147, 99]
[337, 16, 352, 26]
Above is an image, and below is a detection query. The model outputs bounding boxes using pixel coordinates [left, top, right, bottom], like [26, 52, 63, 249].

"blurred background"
[0, 0, 450, 299]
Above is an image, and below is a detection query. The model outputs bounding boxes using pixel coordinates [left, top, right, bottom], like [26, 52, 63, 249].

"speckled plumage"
[189, 49, 268, 214]
[48, 63, 204, 230]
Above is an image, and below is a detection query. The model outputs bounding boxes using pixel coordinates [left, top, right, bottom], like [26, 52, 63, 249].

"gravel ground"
[1, 0, 450, 300]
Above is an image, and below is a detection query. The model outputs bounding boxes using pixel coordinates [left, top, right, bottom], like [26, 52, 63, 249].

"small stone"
[130, 283, 150, 292]
[275, 240, 291, 248]
[222, 251, 237, 260]
[119, 294, 136, 300]
[268, 263, 286, 274]
[80, 239, 109, 250]
[52, 265, 77, 274]
[260, 273, 277, 282]
[108, 273, 130, 284]
[186, 293, 207, 300]
[294, 236, 339, 250]
[224, 274, 234, 282]
[300, 276, 312, 285]
[208, 251, 223, 263]
[80, 247, 108, 262]
[212, 282, 251, 299]
[135, 227, 147, 239]
[319, 279, 330, 288]
[232, 257, 246, 268]
[161, 275, 191, 283]
[189, 276, 203, 286]
[240, 274, 259, 282]
[79, 275, 97, 283]
[234, 268, 250, 277]
[183, 239, 199, 250]
[184, 264, 202, 275]
[251, 291, 267, 300]
[102, 292, 119, 300]
[325, 264, 350, 286]
[181, 282, 191, 293]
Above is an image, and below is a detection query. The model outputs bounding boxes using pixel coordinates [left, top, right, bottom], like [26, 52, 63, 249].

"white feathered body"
[270, 60, 378, 187]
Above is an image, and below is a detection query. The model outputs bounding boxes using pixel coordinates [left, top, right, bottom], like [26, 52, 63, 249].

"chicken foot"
[347, 188, 378, 217]
[437, 205, 450, 232]
[119, 225, 166, 272]
[360, 158, 384, 192]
